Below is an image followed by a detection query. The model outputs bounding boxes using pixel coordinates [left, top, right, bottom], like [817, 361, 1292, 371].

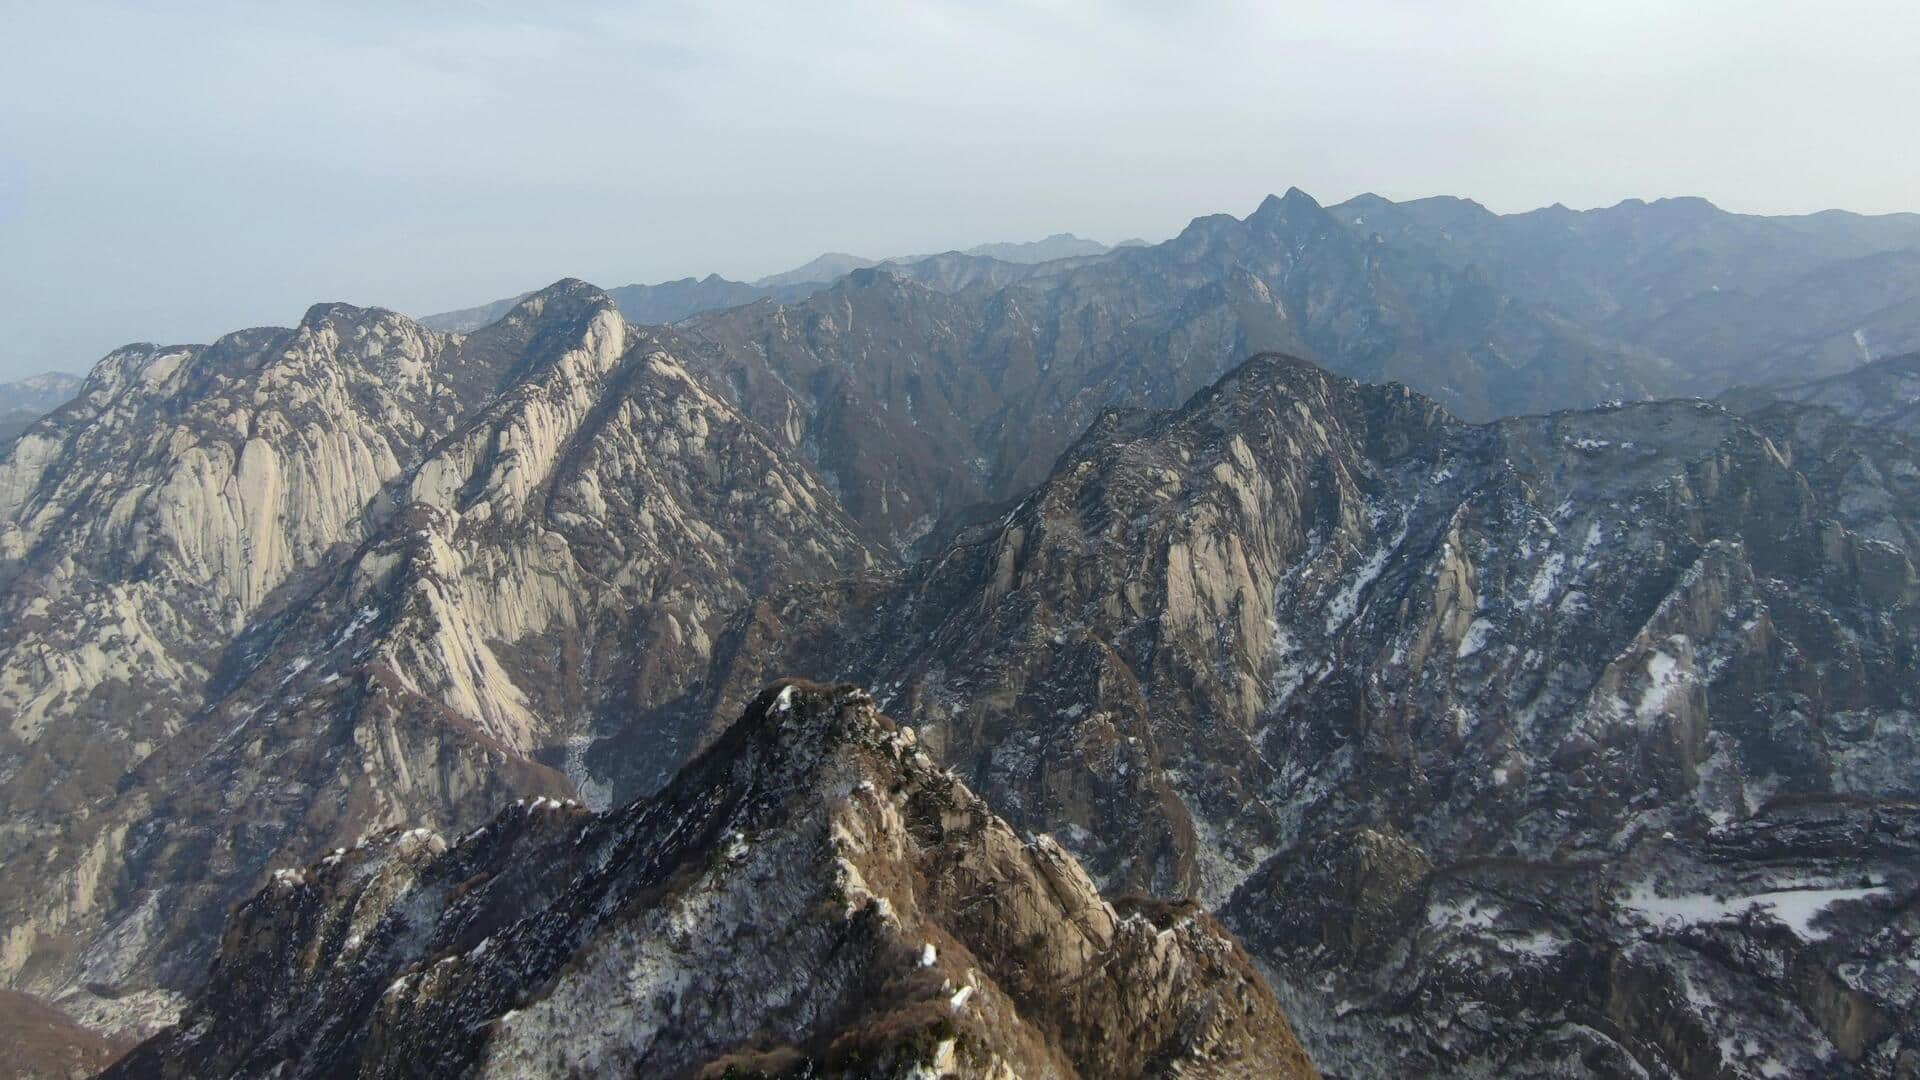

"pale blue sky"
[2, 0, 1916, 377]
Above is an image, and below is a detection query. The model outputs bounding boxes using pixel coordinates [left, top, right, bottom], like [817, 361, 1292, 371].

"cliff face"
[0, 281, 880, 1029]
[662, 354, 1920, 1075]
[110, 681, 1315, 1080]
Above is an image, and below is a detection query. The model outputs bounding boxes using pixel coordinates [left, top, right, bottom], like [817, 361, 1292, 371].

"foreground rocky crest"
[111, 680, 1315, 1079]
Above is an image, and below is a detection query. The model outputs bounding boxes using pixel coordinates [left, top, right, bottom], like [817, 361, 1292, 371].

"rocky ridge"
[110, 680, 1315, 1079]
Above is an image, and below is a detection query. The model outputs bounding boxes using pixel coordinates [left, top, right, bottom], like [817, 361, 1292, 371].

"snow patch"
[1635, 641, 1696, 722]
[1325, 523, 1406, 633]
[1456, 617, 1495, 658]
[1527, 552, 1566, 607]
[1620, 881, 1890, 941]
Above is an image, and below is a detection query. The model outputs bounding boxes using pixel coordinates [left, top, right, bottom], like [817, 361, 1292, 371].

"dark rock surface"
[111, 681, 1316, 1079]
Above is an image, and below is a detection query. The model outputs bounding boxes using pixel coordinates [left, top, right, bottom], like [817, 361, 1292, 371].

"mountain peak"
[1248, 187, 1330, 228]
[496, 277, 616, 326]
[297, 300, 385, 331]
[753, 251, 877, 289]
[1255, 187, 1321, 212]
[1650, 194, 1722, 217]
[111, 679, 1315, 1078]
[525, 276, 605, 301]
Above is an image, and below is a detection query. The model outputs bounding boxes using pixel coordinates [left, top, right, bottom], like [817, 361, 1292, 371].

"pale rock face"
[0, 281, 881, 1025]
[0, 311, 492, 1003]
[0, 314, 458, 755]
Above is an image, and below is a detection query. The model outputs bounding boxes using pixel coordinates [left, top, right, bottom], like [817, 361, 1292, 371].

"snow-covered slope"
[109, 681, 1316, 1079]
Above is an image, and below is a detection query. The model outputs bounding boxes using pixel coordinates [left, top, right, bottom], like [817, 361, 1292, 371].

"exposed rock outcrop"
[110, 681, 1316, 1079]
[0, 281, 880, 1030]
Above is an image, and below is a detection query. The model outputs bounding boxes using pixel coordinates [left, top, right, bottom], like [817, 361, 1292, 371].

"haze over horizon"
[3, 0, 1917, 379]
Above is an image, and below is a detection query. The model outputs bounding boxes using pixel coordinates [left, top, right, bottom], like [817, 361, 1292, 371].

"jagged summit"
[1247, 187, 1329, 226]
[493, 275, 611, 320]
[297, 300, 406, 330]
[111, 680, 1316, 1079]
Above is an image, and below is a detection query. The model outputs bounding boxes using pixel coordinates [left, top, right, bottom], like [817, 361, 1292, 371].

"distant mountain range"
[419, 233, 1120, 332]
[422, 191, 1920, 427]
[0, 372, 81, 445]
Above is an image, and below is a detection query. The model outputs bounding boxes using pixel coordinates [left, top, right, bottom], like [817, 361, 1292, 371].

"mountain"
[1329, 194, 1920, 391]
[755, 235, 1112, 287]
[1721, 351, 1920, 439]
[0, 280, 880, 1032]
[663, 189, 1675, 551]
[0, 372, 82, 445]
[650, 354, 1920, 1076]
[422, 237, 1119, 336]
[630, 190, 1920, 558]
[11, 188, 1920, 1072]
[108, 680, 1316, 1079]
[0, 371, 82, 416]
[415, 292, 532, 333]
[922, 232, 1111, 265]
[423, 194, 1920, 465]
[605, 273, 774, 323]
[420, 275, 800, 334]
[967, 232, 1109, 262]
[753, 251, 879, 289]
